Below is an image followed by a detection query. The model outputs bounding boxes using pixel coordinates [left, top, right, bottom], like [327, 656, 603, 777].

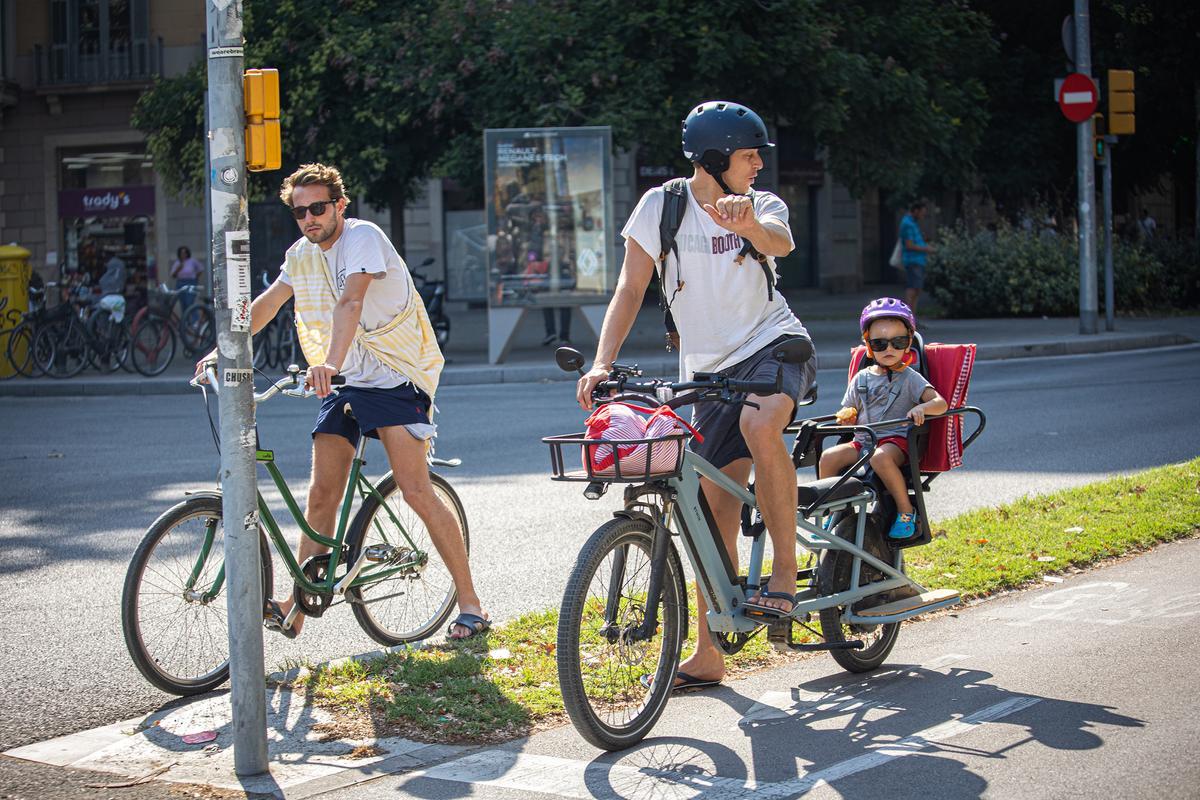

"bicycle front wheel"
[3, 323, 39, 378]
[34, 320, 87, 378]
[121, 496, 273, 695]
[130, 317, 176, 376]
[346, 472, 467, 645]
[557, 515, 686, 751]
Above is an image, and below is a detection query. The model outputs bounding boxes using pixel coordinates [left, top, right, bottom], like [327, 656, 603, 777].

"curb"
[0, 332, 1191, 399]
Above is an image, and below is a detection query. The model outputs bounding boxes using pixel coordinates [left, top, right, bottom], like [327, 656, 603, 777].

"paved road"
[0, 345, 1198, 754]
[332, 536, 1200, 800]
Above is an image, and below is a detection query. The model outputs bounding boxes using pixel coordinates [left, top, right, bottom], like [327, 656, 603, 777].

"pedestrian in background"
[170, 246, 204, 310]
[1138, 209, 1157, 240]
[899, 200, 935, 316]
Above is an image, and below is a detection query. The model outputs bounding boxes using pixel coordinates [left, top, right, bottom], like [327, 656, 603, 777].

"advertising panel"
[484, 127, 614, 308]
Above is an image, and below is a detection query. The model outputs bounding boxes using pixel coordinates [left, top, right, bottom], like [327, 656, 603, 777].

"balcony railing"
[35, 36, 163, 88]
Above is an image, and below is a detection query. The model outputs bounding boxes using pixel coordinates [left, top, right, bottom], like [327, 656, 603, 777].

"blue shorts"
[904, 263, 925, 290]
[312, 384, 432, 448]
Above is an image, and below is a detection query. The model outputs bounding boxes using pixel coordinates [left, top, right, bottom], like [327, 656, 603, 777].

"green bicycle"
[121, 365, 468, 696]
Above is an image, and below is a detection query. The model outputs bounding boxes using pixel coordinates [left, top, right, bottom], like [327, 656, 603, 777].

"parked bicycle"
[412, 256, 450, 349]
[32, 282, 130, 377]
[1, 280, 50, 379]
[121, 364, 469, 696]
[129, 284, 216, 376]
[544, 341, 985, 750]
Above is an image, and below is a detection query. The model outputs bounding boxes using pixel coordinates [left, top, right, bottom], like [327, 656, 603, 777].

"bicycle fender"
[182, 489, 222, 501]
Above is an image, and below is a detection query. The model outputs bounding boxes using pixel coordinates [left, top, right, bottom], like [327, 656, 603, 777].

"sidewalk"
[2, 287, 1196, 397]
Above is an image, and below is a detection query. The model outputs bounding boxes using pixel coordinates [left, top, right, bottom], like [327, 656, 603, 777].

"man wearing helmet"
[577, 101, 815, 690]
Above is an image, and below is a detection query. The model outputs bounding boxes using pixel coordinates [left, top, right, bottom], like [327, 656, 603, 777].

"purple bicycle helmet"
[859, 297, 916, 333]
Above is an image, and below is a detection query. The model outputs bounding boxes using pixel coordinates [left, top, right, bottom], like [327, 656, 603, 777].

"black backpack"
[656, 178, 776, 338]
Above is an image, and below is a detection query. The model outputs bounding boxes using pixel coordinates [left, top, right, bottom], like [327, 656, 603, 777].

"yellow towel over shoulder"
[285, 240, 444, 399]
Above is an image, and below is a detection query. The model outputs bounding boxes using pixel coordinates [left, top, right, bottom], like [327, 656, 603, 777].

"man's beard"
[305, 221, 336, 244]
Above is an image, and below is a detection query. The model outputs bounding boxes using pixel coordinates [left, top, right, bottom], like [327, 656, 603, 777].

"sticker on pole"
[225, 231, 251, 332]
[1058, 72, 1098, 123]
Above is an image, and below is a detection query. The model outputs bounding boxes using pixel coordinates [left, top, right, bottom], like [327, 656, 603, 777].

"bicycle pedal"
[363, 544, 396, 563]
[767, 619, 793, 653]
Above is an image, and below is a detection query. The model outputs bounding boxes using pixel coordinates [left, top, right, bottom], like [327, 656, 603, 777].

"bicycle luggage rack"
[543, 432, 690, 483]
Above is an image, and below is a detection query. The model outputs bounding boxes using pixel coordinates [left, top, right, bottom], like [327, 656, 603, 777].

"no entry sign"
[1058, 72, 1098, 123]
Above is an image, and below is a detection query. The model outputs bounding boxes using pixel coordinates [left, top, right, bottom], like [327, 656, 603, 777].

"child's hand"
[835, 406, 858, 425]
[907, 406, 926, 426]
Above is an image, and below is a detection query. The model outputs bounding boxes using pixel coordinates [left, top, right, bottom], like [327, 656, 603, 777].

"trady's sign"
[58, 185, 155, 218]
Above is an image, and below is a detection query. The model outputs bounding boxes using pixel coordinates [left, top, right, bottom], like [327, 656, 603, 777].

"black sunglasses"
[290, 200, 336, 220]
[868, 335, 911, 352]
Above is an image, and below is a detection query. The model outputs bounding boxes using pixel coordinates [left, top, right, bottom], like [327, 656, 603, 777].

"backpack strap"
[658, 178, 688, 338]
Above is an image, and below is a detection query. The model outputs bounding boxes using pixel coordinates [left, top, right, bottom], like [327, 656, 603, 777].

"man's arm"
[193, 276, 292, 376]
[702, 197, 793, 257]
[576, 238, 655, 409]
[308, 271, 372, 397]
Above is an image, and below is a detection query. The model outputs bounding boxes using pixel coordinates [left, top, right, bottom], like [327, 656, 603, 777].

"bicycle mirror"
[556, 346, 585, 374]
[774, 336, 814, 365]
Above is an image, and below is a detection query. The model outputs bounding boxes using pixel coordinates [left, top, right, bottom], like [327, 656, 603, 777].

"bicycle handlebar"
[192, 365, 344, 403]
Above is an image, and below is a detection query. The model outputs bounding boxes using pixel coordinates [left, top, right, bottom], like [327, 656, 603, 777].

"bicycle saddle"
[796, 475, 866, 506]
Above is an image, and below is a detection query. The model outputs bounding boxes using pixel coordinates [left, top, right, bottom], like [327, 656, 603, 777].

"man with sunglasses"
[196, 162, 488, 641]
[819, 297, 947, 542]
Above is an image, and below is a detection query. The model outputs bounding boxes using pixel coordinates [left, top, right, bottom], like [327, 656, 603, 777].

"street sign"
[1058, 72, 1098, 123]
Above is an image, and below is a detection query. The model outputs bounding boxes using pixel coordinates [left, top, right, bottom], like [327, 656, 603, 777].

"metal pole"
[1074, 0, 1098, 334]
[1103, 139, 1115, 331]
[205, 0, 267, 776]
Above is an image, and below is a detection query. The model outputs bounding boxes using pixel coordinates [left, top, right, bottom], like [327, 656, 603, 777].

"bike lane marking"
[409, 690, 1036, 800]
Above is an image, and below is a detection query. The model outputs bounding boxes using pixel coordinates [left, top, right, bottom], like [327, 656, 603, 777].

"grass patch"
[293, 459, 1200, 743]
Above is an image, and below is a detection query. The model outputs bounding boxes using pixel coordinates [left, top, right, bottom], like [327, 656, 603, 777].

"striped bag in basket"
[582, 403, 703, 477]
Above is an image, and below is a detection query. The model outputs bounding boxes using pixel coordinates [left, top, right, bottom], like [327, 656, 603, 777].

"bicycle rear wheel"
[817, 513, 902, 673]
[121, 496, 273, 695]
[346, 472, 467, 645]
[86, 311, 129, 372]
[130, 317, 176, 376]
[557, 515, 686, 751]
[3, 323, 38, 378]
[180, 304, 216, 355]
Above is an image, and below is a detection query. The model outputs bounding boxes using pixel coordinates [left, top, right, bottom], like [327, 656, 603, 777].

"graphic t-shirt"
[622, 183, 808, 379]
[841, 367, 932, 444]
[280, 218, 413, 388]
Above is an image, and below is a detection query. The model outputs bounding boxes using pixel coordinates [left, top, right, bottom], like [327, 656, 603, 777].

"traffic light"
[1107, 69, 1135, 136]
[244, 68, 281, 172]
[1092, 113, 1105, 160]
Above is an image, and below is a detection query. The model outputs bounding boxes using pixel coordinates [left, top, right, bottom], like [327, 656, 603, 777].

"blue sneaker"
[888, 511, 919, 541]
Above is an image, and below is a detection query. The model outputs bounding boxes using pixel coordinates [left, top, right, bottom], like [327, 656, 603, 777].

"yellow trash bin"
[0, 245, 32, 378]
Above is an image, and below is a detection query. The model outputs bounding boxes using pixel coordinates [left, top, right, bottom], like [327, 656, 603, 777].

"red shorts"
[852, 436, 909, 458]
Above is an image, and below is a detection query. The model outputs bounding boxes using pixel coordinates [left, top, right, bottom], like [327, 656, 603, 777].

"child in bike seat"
[819, 298, 947, 542]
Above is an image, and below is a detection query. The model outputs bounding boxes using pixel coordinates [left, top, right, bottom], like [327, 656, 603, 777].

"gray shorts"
[690, 337, 817, 470]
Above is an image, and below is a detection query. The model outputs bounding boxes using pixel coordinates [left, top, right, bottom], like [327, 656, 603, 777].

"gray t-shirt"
[842, 367, 932, 444]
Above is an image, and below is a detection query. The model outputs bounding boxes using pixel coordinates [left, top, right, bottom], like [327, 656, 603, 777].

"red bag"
[846, 341, 976, 473]
[582, 403, 701, 476]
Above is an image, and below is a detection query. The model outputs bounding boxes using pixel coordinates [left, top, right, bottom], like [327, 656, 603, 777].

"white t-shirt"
[280, 218, 413, 388]
[622, 183, 809, 379]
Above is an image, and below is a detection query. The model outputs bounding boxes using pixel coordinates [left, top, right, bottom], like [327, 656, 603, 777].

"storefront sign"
[58, 186, 155, 218]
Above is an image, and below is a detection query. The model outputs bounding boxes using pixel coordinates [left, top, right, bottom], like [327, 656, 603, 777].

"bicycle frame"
[186, 426, 429, 603]
[622, 446, 957, 642]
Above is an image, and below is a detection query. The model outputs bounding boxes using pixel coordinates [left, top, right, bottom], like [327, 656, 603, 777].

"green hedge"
[924, 224, 1200, 317]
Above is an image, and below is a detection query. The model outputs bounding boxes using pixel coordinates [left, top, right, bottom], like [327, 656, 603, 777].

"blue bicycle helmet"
[681, 101, 774, 194]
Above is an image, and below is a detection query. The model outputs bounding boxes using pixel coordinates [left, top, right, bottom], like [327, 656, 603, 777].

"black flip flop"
[263, 599, 298, 639]
[447, 612, 491, 640]
[639, 670, 723, 693]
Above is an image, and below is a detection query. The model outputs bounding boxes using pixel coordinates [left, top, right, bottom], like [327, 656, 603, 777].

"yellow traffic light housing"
[244, 68, 281, 172]
[1092, 114, 1105, 160]
[1107, 69, 1135, 136]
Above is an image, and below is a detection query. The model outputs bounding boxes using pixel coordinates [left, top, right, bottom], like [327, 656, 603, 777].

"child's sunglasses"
[867, 335, 911, 352]
[290, 200, 334, 220]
